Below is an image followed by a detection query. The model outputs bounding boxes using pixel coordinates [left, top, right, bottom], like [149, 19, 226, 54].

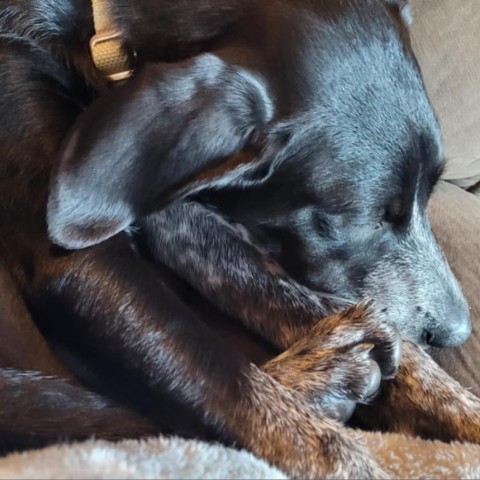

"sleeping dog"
[1, 0, 480, 477]
[47, 0, 470, 349]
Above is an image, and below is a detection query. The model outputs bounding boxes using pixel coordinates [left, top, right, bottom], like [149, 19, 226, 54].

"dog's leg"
[29, 234, 388, 479]
[237, 365, 389, 480]
[140, 194, 480, 446]
[0, 264, 156, 453]
[140, 202, 350, 350]
[356, 339, 480, 443]
[0, 264, 72, 378]
[0, 368, 156, 454]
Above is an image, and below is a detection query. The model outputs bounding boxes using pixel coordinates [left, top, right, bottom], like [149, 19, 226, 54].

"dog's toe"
[326, 353, 381, 422]
[311, 303, 403, 380]
[363, 356, 382, 398]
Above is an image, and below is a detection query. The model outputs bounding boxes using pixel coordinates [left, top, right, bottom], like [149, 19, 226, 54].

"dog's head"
[196, 0, 470, 347]
[199, 119, 470, 348]
[47, 0, 470, 347]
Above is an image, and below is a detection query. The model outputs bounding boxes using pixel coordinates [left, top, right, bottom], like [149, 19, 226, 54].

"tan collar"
[89, 0, 135, 82]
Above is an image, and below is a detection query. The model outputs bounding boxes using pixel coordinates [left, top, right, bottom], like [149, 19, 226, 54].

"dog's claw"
[328, 399, 356, 423]
[370, 328, 402, 379]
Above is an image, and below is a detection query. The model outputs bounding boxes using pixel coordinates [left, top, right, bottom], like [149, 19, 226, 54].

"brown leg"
[28, 235, 388, 479]
[236, 365, 389, 480]
[141, 203, 350, 350]
[356, 339, 480, 443]
[0, 263, 72, 379]
[0, 368, 156, 454]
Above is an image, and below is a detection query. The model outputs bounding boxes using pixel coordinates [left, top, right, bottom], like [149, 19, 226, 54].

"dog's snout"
[425, 305, 471, 348]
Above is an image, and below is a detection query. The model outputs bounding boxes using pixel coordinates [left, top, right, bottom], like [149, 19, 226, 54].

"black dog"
[0, 0, 476, 477]
[48, 0, 470, 349]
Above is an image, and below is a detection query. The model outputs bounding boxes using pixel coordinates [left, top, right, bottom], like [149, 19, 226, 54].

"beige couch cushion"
[410, 0, 480, 191]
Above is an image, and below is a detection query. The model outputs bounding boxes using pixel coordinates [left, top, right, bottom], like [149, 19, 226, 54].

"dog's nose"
[425, 307, 471, 348]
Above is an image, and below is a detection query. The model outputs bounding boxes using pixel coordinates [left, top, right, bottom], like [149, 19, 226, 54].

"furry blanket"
[1, 432, 479, 479]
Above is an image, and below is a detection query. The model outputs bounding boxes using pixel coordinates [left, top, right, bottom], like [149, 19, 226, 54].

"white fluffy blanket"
[1, 432, 479, 479]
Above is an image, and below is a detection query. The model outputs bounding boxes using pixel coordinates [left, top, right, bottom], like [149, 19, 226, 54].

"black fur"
[0, 0, 471, 470]
[47, 0, 469, 347]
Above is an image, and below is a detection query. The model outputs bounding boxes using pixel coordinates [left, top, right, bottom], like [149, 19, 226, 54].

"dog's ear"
[47, 56, 274, 249]
[384, 0, 413, 26]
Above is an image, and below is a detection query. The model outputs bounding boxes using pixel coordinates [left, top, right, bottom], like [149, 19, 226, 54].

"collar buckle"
[90, 29, 135, 82]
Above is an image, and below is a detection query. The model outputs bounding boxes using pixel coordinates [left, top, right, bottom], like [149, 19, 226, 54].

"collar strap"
[89, 0, 135, 82]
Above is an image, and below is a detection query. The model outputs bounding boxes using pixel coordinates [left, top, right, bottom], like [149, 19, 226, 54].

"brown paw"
[264, 303, 401, 422]
[311, 302, 402, 379]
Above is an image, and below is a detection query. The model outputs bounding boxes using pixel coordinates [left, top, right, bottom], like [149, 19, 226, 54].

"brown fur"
[263, 304, 400, 421]
[357, 340, 480, 443]
[237, 365, 388, 478]
[240, 303, 480, 477]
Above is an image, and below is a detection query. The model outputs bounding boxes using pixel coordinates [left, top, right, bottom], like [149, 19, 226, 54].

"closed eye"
[384, 192, 407, 223]
[375, 191, 410, 231]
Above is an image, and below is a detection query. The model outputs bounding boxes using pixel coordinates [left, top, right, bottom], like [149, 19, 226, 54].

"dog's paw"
[264, 303, 401, 422]
[310, 302, 402, 379]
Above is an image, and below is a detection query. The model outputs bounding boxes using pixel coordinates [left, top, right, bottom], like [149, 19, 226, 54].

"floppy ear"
[48, 54, 274, 249]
